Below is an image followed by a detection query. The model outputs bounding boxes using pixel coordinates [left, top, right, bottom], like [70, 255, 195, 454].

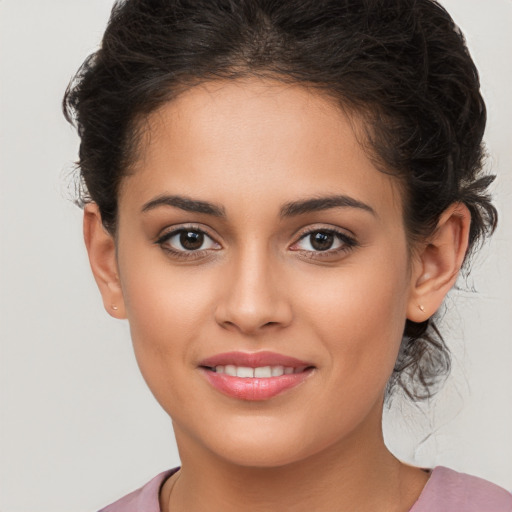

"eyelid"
[153, 223, 358, 261]
[154, 223, 222, 260]
[155, 223, 218, 243]
[289, 225, 358, 256]
[291, 223, 356, 243]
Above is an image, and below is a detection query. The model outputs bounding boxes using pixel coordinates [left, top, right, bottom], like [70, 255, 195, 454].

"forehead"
[121, 78, 402, 219]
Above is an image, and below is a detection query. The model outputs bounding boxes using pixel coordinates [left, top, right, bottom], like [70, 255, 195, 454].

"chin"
[215, 438, 312, 469]
[190, 416, 339, 469]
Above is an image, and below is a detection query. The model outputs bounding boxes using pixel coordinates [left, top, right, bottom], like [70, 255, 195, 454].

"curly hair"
[63, 0, 497, 400]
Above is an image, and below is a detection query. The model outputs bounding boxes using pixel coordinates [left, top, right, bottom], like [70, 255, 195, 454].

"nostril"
[213, 283, 293, 333]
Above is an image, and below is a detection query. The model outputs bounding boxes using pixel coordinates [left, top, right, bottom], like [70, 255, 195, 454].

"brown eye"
[180, 230, 204, 250]
[290, 228, 357, 256]
[158, 228, 220, 253]
[310, 231, 334, 251]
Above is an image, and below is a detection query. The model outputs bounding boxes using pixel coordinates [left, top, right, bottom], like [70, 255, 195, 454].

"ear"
[83, 203, 126, 319]
[407, 203, 471, 322]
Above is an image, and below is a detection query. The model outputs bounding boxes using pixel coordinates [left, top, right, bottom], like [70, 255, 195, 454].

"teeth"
[213, 365, 302, 378]
[236, 366, 254, 378]
[271, 365, 284, 376]
[225, 364, 237, 377]
[254, 366, 272, 378]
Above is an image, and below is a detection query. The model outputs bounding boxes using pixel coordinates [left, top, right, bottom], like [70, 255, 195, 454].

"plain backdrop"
[0, 1, 511, 510]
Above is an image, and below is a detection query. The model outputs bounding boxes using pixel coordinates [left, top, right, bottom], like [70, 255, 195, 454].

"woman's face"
[114, 79, 420, 467]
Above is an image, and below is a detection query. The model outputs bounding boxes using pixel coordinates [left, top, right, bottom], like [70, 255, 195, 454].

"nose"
[214, 246, 293, 335]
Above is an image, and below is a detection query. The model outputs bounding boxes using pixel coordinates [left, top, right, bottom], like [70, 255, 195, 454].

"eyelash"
[291, 228, 358, 259]
[155, 224, 220, 261]
[155, 225, 358, 261]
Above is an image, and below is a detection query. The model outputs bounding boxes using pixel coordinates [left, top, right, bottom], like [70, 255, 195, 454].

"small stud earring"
[418, 304, 425, 312]
[112, 305, 118, 311]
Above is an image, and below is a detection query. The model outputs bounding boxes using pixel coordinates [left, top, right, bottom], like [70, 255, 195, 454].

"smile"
[199, 351, 315, 401]
[211, 365, 307, 377]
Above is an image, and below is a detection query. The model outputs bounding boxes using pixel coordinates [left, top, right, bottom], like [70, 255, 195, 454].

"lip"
[199, 351, 312, 368]
[199, 351, 315, 401]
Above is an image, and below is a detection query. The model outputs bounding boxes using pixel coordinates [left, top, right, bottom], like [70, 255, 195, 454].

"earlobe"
[407, 203, 471, 322]
[83, 203, 126, 319]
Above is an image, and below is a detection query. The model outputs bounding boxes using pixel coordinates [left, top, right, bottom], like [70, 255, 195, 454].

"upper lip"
[199, 351, 314, 368]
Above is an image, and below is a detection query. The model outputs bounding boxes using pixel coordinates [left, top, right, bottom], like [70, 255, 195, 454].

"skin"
[84, 78, 470, 511]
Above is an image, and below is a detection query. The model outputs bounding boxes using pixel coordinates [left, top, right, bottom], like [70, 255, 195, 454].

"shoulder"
[97, 469, 178, 512]
[411, 466, 512, 512]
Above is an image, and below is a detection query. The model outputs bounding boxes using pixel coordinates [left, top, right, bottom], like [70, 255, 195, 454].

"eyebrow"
[279, 195, 376, 218]
[141, 195, 226, 217]
[141, 193, 375, 218]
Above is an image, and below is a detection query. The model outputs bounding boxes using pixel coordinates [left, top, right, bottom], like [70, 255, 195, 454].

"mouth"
[206, 364, 309, 377]
[198, 351, 315, 401]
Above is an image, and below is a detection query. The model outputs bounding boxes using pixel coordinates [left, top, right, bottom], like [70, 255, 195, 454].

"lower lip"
[202, 368, 313, 401]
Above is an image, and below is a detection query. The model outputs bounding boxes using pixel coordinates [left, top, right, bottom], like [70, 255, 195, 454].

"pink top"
[98, 466, 512, 511]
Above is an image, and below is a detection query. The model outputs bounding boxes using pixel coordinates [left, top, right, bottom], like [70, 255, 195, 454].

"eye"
[156, 227, 221, 254]
[290, 228, 357, 255]
[299, 231, 339, 251]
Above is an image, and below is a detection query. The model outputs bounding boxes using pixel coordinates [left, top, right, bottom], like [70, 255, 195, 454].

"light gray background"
[0, 1, 511, 510]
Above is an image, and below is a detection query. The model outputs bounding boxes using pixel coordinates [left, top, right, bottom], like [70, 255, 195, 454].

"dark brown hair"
[63, 0, 497, 400]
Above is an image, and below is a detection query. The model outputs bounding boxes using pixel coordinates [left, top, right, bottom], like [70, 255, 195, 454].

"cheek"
[116, 250, 218, 403]
[295, 251, 410, 392]
[118, 233, 214, 337]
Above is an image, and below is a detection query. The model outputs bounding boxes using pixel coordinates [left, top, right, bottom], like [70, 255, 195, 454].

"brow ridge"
[141, 194, 226, 217]
[141, 193, 374, 218]
[280, 195, 375, 217]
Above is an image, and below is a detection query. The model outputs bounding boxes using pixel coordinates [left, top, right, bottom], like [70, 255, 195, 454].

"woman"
[63, 0, 512, 510]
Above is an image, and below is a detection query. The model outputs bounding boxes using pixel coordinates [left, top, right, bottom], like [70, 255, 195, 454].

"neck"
[163, 408, 428, 512]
